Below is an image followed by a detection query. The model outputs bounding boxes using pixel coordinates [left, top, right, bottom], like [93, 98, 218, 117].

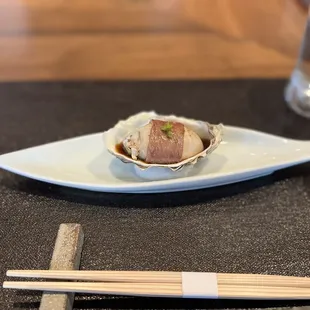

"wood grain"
[0, 0, 307, 81]
[5, 281, 310, 299]
[7, 270, 310, 289]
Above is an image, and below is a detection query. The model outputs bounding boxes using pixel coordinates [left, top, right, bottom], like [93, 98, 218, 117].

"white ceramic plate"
[0, 126, 310, 193]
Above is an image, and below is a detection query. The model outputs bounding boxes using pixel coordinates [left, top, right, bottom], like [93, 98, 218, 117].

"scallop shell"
[103, 111, 223, 171]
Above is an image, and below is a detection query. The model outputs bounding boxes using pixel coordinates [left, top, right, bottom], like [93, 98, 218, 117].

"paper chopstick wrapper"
[181, 272, 218, 298]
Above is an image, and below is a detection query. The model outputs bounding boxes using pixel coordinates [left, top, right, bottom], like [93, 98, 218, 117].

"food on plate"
[104, 111, 223, 171]
[121, 119, 205, 164]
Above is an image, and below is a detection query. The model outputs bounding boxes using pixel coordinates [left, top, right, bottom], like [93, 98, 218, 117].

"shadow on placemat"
[12, 297, 310, 310]
[1, 161, 309, 209]
[0, 172, 280, 208]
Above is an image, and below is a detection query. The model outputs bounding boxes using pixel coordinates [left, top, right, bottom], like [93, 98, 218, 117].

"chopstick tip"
[6, 270, 13, 276]
[2, 281, 9, 288]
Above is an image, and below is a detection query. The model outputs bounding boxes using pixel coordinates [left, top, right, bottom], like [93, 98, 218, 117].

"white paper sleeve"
[181, 272, 218, 298]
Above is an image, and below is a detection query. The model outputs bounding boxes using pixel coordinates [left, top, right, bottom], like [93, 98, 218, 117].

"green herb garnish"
[161, 122, 173, 138]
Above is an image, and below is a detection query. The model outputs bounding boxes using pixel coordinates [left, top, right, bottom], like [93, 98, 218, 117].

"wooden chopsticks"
[4, 270, 310, 299]
[4, 281, 310, 299]
[6, 270, 181, 283]
[6, 270, 310, 287]
[4, 281, 182, 298]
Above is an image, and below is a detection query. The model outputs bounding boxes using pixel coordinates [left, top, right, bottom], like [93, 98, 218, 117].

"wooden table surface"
[0, 0, 308, 81]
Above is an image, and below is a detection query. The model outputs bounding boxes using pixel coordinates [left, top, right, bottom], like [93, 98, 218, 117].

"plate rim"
[0, 126, 308, 193]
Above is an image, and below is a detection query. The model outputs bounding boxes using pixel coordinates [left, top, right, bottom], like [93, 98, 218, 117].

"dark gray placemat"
[1, 80, 310, 310]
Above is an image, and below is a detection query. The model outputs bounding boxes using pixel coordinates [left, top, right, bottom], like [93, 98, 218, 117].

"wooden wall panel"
[0, 0, 194, 34]
[0, 0, 307, 81]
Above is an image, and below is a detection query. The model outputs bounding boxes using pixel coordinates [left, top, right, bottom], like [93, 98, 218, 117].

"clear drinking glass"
[285, 6, 310, 118]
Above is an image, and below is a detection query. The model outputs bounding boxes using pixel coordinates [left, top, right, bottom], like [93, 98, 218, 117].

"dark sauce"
[201, 138, 210, 150]
[115, 142, 129, 157]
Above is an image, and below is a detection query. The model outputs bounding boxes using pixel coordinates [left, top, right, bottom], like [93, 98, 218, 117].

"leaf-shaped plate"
[0, 125, 310, 193]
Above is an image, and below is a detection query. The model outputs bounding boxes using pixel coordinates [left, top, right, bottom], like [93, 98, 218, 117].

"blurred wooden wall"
[0, 0, 307, 81]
